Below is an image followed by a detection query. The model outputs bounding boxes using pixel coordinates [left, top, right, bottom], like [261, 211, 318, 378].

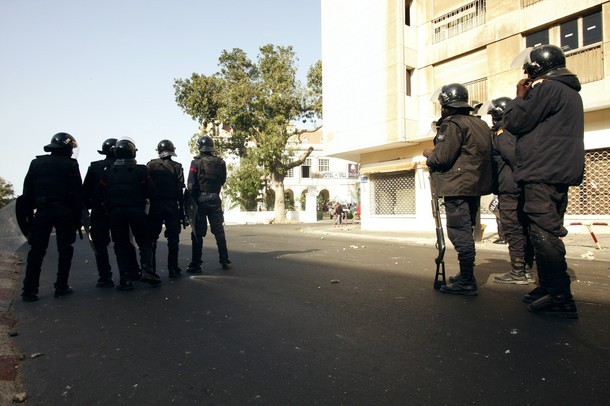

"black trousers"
[444, 196, 479, 266]
[521, 183, 571, 296]
[23, 205, 77, 293]
[191, 193, 229, 264]
[498, 193, 534, 263]
[90, 208, 139, 278]
[149, 199, 182, 269]
[109, 206, 153, 278]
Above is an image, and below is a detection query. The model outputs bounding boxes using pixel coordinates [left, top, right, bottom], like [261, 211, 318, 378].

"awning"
[359, 158, 424, 174]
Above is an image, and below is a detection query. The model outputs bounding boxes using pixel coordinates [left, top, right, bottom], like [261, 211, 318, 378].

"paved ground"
[0, 208, 609, 404]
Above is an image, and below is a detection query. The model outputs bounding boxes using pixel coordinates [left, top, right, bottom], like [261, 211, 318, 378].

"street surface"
[10, 223, 610, 405]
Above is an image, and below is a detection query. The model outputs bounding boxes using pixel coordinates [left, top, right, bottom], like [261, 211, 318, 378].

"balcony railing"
[432, 0, 486, 43]
[566, 45, 604, 84]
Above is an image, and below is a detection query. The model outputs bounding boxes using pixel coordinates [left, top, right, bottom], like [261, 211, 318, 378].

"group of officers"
[424, 44, 584, 319]
[19, 134, 231, 301]
[18, 43, 583, 319]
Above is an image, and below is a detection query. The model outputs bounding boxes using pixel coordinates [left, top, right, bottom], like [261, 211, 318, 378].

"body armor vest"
[197, 155, 223, 193]
[104, 165, 147, 208]
[148, 159, 181, 200]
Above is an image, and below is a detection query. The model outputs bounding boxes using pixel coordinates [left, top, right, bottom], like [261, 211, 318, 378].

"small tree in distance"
[174, 44, 321, 223]
[0, 177, 15, 209]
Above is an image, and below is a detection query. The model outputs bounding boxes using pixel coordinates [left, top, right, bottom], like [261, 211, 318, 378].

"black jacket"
[426, 113, 493, 197]
[491, 125, 520, 195]
[146, 157, 185, 201]
[502, 71, 584, 185]
[100, 159, 155, 209]
[22, 152, 83, 213]
[83, 156, 114, 210]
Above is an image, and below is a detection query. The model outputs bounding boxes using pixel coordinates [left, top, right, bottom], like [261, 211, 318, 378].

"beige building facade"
[321, 0, 610, 233]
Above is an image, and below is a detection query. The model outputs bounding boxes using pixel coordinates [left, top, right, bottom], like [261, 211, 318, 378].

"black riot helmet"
[44, 132, 78, 152]
[98, 138, 118, 155]
[437, 83, 473, 110]
[114, 138, 137, 159]
[156, 139, 177, 158]
[524, 44, 566, 78]
[487, 97, 512, 123]
[197, 135, 215, 153]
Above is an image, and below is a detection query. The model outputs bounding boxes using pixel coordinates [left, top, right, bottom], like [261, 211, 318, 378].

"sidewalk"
[300, 221, 610, 262]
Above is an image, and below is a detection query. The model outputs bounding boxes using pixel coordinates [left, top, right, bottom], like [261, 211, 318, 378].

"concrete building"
[321, 0, 610, 235]
[283, 129, 360, 215]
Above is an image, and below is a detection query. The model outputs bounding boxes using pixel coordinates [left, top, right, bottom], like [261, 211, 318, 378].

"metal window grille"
[370, 171, 416, 215]
[433, 78, 487, 118]
[522, 0, 543, 7]
[567, 148, 610, 215]
[432, 0, 486, 43]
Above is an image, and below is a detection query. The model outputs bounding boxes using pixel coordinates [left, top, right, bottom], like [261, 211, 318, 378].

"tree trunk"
[270, 171, 287, 223]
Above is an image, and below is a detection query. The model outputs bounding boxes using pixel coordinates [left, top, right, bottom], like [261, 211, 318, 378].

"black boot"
[168, 265, 182, 278]
[116, 278, 134, 291]
[440, 263, 477, 296]
[494, 257, 529, 285]
[448, 273, 461, 283]
[54, 282, 74, 298]
[523, 286, 548, 304]
[528, 293, 578, 318]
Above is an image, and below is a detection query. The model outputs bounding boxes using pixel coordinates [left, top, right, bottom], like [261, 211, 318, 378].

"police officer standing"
[100, 138, 160, 290]
[83, 138, 141, 287]
[486, 98, 535, 285]
[423, 83, 492, 296]
[20, 133, 83, 302]
[503, 44, 584, 318]
[186, 135, 231, 273]
[147, 140, 186, 278]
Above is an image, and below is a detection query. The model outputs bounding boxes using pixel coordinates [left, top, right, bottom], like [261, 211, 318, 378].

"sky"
[0, 0, 321, 195]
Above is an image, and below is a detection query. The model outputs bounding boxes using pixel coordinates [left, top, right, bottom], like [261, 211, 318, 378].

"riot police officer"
[423, 83, 492, 296]
[186, 135, 231, 273]
[20, 132, 83, 301]
[503, 44, 584, 318]
[83, 138, 141, 287]
[101, 138, 160, 290]
[486, 97, 535, 286]
[147, 140, 186, 278]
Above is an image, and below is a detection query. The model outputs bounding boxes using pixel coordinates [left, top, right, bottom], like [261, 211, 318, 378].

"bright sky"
[0, 0, 321, 195]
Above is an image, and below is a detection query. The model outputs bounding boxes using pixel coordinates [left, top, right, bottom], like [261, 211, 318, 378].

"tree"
[0, 177, 15, 209]
[174, 45, 322, 222]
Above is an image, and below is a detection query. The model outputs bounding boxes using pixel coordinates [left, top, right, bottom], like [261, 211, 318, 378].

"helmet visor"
[510, 47, 533, 70]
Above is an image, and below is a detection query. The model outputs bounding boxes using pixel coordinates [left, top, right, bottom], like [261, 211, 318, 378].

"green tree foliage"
[174, 45, 322, 222]
[0, 177, 15, 209]
[224, 156, 264, 211]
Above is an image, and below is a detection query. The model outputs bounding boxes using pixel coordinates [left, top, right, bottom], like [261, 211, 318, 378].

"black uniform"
[21, 150, 83, 300]
[186, 152, 230, 271]
[426, 113, 492, 292]
[83, 156, 140, 285]
[491, 123, 534, 282]
[503, 74, 584, 301]
[101, 158, 158, 288]
[146, 157, 185, 276]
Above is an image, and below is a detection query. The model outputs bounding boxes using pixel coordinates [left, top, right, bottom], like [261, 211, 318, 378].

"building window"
[370, 171, 416, 215]
[405, 0, 412, 26]
[318, 158, 329, 173]
[464, 78, 487, 108]
[567, 148, 610, 215]
[406, 68, 413, 96]
[286, 168, 294, 178]
[302, 158, 311, 178]
[526, 28, 549, 48]
[561, 11, 602, 52]
[583, 11, 602, 46]
[561, 19, 579, 52]
[432, 0, 486, 43]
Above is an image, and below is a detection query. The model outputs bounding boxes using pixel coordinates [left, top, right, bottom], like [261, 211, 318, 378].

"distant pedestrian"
[503, 44, 584, 318]
[83, 138, 140, 288]
[147, 140, 186, 278]
[101, 138, 160, 291]
[333, 202, 343, 227]
[20, 133, 83, 301]
[423, 83, 492, 296]
[186, 135, 231, 273]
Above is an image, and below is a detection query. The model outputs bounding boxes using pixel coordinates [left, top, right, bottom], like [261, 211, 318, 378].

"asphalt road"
[10, 223, 610, 405]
